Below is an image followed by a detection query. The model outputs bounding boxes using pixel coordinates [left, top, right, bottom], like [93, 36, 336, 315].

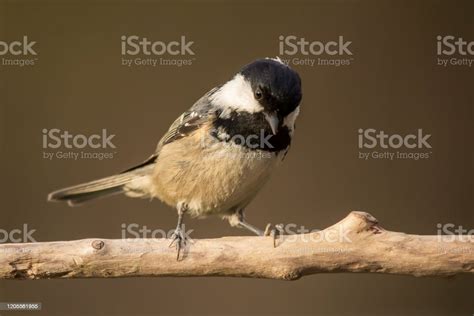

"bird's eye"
[254, 88, 263, 100]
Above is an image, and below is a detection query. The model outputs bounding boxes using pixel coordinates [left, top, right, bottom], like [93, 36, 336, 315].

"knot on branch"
[330, 211, 384, 235]
[91, 240, 105, 250]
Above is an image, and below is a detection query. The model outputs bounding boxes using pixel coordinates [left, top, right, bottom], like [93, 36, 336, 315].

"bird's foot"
[169, 227, 187, 260]
[264, 223, 284, 247]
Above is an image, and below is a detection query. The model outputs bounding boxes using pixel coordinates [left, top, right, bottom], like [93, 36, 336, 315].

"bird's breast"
[150, 124, 282, 217]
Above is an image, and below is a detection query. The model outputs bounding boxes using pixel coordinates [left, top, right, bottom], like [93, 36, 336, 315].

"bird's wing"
[120, 87, 218, 174]
[158, 109, 210, 147]
[155, 87, 218, 151]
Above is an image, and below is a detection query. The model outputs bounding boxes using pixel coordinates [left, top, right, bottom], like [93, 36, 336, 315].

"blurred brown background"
[0, 0, 473, 315]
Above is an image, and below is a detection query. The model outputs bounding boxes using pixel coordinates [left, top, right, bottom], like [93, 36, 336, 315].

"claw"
[263, 223, 284, 247]
[169, 228, 186, 260]
[273, 224, 284, 248]
[263, 223, 272, 236]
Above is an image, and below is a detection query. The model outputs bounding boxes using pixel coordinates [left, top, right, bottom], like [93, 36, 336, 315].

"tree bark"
[1, 211, 473, 280]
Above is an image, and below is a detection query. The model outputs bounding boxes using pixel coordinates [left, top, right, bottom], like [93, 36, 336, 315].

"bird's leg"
[238, 220, 265, 236]
[232, 210, 282, 247]
[169, 203, 188, 260]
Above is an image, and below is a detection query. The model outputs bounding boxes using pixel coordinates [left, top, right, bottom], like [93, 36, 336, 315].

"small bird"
[48, 58, 302, 259]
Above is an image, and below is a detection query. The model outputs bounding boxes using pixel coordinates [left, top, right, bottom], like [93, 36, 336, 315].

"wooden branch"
[1, 211, 473, 280]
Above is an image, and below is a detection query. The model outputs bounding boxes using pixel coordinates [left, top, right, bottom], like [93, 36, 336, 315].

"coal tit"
[49, 57, 302, 258]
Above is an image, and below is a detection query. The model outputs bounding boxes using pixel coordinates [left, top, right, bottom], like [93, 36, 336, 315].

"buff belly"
[147, 128, 281, 217]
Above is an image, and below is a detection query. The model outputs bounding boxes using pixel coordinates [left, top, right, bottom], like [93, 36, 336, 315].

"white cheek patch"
[283, 106, 300, 131]
[211, 74, 263, 114]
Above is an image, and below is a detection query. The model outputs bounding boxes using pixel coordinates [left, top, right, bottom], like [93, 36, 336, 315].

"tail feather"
[48, 165, 154, 206]
[59, 187, 124, 207]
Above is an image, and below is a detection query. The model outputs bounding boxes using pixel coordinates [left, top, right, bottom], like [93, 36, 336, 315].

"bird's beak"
[264, 112, 279, 135]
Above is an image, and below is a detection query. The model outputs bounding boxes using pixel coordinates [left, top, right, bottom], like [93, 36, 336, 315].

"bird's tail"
[48, 165, 153, 206]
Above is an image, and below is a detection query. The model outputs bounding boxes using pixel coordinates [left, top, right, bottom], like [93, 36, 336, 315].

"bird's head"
[212, 58, 302, 134]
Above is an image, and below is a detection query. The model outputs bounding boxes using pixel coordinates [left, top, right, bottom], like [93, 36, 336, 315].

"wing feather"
[156, 87, 218, 151]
